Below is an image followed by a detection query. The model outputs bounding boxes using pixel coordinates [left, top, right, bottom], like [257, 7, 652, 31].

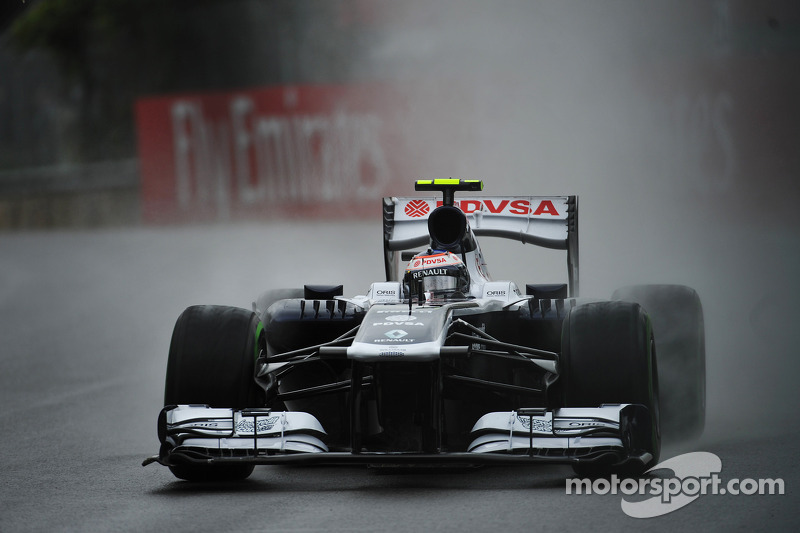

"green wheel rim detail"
[254, 321, 264, 361]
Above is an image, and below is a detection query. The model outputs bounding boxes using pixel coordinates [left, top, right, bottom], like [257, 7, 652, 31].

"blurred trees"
[4, 0, 368, 165]
[8, 0, 189, 161]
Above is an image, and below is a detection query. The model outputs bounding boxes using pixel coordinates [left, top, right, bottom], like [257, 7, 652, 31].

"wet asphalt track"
[1, 217, 798, 532]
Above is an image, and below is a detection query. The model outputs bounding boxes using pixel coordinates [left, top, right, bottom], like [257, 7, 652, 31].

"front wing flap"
[146, 404, 652, 469]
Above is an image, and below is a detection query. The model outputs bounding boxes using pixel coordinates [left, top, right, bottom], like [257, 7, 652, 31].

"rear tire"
[613, 284, 705, 442]
[164, 305, 265, 481]
[560, 301, 660, 476]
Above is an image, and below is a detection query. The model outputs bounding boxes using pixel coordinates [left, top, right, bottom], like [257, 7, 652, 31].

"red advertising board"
[136, 84, 406, 222]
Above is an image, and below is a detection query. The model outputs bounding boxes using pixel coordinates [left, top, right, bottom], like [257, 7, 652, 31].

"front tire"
[164, 305, 265, 481]
[560, 301, 660, 476]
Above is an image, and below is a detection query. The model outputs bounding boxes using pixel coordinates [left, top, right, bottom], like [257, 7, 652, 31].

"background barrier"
[136, 84, 406, 223]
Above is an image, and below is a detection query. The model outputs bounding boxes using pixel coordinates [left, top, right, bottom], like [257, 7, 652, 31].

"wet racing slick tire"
[164, 305, 266, 481]
[613, 284, 705, 442]
[560, 301, 660, 477]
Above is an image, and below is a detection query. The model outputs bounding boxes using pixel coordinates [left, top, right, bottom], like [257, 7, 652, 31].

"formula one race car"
[144, 179, 705, 481]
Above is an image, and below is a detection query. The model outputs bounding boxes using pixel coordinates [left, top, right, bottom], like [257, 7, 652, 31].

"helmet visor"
[423, 275, 459, 293]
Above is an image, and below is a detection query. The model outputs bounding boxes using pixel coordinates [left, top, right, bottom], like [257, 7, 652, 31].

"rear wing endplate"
[382, 196, 579, 296]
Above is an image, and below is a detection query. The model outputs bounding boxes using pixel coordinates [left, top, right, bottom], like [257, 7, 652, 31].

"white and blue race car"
[144, 179, 705, 481]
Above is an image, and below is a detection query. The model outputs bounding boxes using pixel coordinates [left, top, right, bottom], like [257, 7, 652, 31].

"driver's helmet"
[404, 251, 470, 301]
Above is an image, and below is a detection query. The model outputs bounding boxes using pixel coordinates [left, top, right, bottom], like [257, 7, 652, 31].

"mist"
[347, 0, 800, 439]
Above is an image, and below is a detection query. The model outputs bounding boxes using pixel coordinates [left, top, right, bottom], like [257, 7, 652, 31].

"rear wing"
[382, 195, 579, 296]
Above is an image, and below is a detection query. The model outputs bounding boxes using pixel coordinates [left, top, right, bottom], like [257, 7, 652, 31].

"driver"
[404, 250, 470, 302]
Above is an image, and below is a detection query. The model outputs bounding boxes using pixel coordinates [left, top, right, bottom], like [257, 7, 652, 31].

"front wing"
[144, 404, 653, 469]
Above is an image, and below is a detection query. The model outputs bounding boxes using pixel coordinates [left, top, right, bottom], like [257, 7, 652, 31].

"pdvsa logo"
[438, 199, 560, 216]
[404, 199, 430, 218]
[403, 198, 563, 218]
[410, 256, 454, 268]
